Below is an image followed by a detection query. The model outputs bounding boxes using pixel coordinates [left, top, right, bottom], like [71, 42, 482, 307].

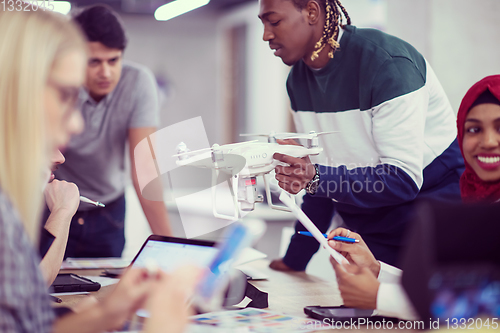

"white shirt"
[375, 262, 419, 321]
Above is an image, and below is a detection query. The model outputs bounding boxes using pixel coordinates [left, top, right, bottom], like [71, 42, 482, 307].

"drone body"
[173, 131, 332, 220]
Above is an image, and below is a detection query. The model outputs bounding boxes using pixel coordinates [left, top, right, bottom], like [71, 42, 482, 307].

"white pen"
[80, 196, 105, 207]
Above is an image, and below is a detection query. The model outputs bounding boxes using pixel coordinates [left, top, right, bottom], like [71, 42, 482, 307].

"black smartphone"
[304, 305, 399, 323]
[51, 273, 101, 293]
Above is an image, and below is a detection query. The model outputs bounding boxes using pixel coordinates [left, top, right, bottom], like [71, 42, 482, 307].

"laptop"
[104, 235, 218, 277]
[401, 200, 500, 325]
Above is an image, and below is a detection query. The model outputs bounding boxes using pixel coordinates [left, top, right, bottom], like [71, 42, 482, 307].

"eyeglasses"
[47, 78, 80, 119]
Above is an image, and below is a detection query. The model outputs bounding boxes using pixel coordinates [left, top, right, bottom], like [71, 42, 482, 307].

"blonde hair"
[0, 10, 86, 242]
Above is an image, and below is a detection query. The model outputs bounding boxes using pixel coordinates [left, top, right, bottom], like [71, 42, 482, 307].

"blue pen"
[332, 236, 359, 243]
[297, 231, 359, 243]
[298, 231, 328, 238]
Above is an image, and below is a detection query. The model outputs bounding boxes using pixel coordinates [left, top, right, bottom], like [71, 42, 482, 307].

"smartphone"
[51, 273, 101, 293]
[304, 306, 399, 323]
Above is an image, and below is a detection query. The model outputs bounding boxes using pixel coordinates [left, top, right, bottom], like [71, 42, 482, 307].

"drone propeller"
[172, 147, 212, 158]
[241, 131, 338, 141]
[220, 140, 259, 149]
[274, 131, 339, 140]
[315, 131, 339, 136]
[240, 131, 310, 143]
[239, 133, 272, 138]
[172, 140, 259, 158]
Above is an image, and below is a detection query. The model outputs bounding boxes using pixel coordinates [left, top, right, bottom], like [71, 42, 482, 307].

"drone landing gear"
[211, 171, 240, 221]
[263, 173, 293, 212]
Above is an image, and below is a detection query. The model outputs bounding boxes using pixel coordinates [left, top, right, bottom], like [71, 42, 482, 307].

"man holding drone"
[259, 0, 464, 270]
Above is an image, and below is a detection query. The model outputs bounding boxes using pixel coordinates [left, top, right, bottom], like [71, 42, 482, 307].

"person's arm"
[53, 267, 199, 333]
[327, 228, 381, 276]
[143, 266, 201, 333]
[126, 65, 171, 236]
[376, 282, 419, 321]
[328, 228, 403, 282]
[377, 261, 402, 284]
[39, 180, 80, 286]
[129, 127, 172, 236]
[275, 59, 430, 208]
[331, 260, 419, 321]
[327, 227, 381, 309]
[328, 228, 418, 320]
[331, 259, 380, 309]
[52, 268, 151, 333]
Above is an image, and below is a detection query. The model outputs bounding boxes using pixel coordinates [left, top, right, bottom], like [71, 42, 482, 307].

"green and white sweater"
[283, 25, 464, 269]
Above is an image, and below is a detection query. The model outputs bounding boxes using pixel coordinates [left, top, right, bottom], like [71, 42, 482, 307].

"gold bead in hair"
[311, 43, 326, 61]
[329, 37, 340, 48]
[327, 35, 340, 58]
[311, 0, 346, 61]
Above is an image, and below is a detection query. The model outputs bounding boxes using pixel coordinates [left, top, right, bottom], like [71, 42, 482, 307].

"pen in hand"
[50, 295, 62, 303]
[298, 231, 359, 243]
[80, 196, 105, 207]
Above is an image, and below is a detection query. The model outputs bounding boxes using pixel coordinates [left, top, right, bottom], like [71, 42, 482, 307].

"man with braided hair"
[258, 0, 464, 270]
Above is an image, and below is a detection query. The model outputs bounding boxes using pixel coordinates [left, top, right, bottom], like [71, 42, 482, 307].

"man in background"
[55, 5, 172, 258]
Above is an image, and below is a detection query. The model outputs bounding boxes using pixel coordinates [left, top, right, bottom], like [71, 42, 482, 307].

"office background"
[59, 0, 500, 274]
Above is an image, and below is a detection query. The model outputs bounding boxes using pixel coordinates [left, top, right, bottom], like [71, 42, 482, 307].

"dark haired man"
[54, 5, 172, 258]
[259, 0, 464, 270]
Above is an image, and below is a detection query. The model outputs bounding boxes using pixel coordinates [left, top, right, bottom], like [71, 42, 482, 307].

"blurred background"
[54, 0, 500, 273]
[60, 0, 500, 146]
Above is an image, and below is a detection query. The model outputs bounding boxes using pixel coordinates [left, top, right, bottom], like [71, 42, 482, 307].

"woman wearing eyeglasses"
[0, 9, 196, 333]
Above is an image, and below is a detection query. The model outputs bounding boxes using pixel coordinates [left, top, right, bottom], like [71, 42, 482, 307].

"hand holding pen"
[325, 228, 381, 277]
[44, 180, 80, 218]
[328, 229, 381, 311]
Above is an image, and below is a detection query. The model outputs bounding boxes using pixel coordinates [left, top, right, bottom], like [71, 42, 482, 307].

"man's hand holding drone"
[274, 139, 316, 194]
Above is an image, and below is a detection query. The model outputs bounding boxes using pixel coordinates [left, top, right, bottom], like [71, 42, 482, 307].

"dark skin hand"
[273, 139, 316, 194]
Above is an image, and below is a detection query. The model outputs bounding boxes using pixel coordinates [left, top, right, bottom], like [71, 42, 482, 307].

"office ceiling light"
[154, 0, 210, 21]
[36, 1, 71, 15]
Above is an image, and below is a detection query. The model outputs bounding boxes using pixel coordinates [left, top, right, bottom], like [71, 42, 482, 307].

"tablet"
[401, 200, 500, 323]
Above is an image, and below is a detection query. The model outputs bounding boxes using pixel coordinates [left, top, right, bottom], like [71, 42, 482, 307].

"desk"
[247, 260, 342, 317]
[243, 260, 419, 332]
[58, 260, 419, 332]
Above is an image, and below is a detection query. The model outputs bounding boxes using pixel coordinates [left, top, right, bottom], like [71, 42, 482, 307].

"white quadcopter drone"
[173, 131, 335, 220]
